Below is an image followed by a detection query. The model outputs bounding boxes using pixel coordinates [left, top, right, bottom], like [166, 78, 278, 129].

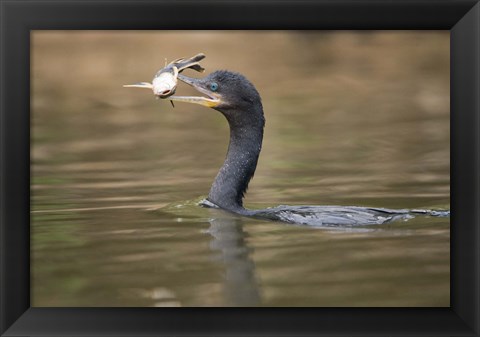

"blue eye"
[210, 82, 219, 91]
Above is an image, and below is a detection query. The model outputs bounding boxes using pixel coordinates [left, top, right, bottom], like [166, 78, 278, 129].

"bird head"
[169, 70, 264, 125]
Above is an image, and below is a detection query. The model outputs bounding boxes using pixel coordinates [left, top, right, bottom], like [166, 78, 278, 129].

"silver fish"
[124, 53, 205, 99]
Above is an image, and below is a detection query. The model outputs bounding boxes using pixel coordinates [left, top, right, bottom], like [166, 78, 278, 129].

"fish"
[123, 53, 205, 100]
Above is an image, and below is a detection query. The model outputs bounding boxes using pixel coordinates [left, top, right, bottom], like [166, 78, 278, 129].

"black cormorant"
[164, 70, 448, 226]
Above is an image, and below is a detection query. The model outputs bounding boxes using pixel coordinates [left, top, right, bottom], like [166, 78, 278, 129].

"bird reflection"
[205, 216, 261, 306]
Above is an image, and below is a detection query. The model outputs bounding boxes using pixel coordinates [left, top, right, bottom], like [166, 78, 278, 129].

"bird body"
[126, 56, 450, 226]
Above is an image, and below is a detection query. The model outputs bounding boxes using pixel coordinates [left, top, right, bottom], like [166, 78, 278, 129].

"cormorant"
[161, 70, 448, 226]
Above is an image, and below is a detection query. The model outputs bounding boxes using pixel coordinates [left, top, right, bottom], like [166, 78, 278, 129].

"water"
[31, 31, 450, 306]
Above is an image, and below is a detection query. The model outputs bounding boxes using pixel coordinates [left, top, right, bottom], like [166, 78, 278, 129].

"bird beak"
[168, 74, 221, 108]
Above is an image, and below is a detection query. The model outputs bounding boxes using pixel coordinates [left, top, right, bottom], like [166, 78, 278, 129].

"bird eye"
[210, 82, 219, 91]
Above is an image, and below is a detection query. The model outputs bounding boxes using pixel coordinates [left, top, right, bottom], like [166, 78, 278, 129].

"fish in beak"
[123, 53, 205, 99]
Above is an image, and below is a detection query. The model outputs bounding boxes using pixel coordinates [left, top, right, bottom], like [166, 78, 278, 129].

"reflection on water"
[206, 216, 261, 306]
[31, 31, 449, 306]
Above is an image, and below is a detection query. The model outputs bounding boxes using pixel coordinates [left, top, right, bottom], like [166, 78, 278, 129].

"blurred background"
[31, 31, 449, 307]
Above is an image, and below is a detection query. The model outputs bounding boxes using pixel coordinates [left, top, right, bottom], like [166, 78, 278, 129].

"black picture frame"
[1, 0, 479, 336]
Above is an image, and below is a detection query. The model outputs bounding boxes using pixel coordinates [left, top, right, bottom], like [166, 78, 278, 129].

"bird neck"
[207, 110, 264, 213]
